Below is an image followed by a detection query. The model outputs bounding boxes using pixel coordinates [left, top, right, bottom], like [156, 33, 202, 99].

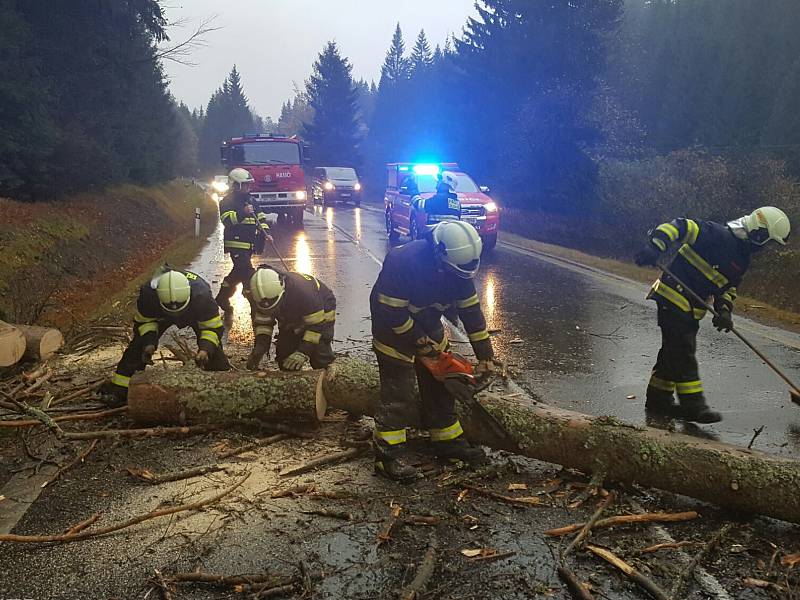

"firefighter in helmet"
[635, 206, 790, 423]
[370, 221, 501, 481]
[414, 171, 462, 230]
[215, 168, 273, 314]
[99, 267, 231, 406]
[245, 266, 336, 372]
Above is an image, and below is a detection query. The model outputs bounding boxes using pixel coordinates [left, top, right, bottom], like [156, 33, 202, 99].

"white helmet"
[155, 271, 191, 313]
[228, 168, 254, 188]
[742, 206, 791, 246]
[250, 268, 285, 310]
[438, 171, 458, 193]
[431, 221, 482, 279]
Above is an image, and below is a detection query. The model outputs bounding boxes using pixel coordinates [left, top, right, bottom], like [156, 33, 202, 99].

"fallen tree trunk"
[17, 325, 63, 361]
[0, 321, 26, 367]
[127, 358, 800, 524]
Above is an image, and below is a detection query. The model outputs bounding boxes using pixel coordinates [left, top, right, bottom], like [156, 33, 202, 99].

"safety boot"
[644, 394, 678, 414]
[98, 381, 128, 408]
[680, 398, 722, 424]
[430, 438, 487, 466]
[373, 444, 423, 483]
[246, 337, 270, 371]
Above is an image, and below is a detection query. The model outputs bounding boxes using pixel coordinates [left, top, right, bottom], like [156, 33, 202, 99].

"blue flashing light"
[412, 164, 440, 175]
[398, 165, 409, 171]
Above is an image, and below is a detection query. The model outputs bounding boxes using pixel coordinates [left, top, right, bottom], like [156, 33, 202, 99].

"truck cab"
[384, 163, 499, 250]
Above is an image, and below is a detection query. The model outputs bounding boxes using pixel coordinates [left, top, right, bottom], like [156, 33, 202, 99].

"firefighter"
[245, 266, 336, 372]
[215, 168, 273, 314]
[370, 220, 500, 481]
[635, 207, 791, 423]
[99, 267, 231, 406]
[414, 171, 461, 229]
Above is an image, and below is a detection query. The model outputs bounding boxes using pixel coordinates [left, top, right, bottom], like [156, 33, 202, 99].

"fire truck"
[220, 134, 310, 226]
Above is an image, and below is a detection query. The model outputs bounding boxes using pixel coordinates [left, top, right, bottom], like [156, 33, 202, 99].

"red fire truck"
[220, 134, 310, 226]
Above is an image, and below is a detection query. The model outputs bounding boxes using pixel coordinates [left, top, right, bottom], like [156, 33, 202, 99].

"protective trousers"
[646, 303, 706, 410]
[373, 354, 464, 455]
[216, 251, 255, 310]
[275, 322, 336, 369]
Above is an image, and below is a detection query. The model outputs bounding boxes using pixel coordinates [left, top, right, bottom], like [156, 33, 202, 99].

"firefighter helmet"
[155, 271, 191, 313]
[431, 221, 482, 279]
[437, 171, 458, 193]
[228, 168, 254, 188]
[250, 268, 285, 310]
[743, 206, 791, 246]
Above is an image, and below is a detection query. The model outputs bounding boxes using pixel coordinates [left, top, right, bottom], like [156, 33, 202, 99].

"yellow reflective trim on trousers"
[430, 420, 464, 442]
[648, 375, 675, 392]
[198, 315, 223, 329]
[254, 326, 274, 336]
[200, 330, 220, 347]
[137, 321, 159, 336]
[393, 317, 414, 335]
[678, 245, 728, 288]
[676, 380, 704, 395]
[378, 293, 409, 308]
[468, 329, 490, 342]
[693, 308, 707, 320]
[225, 240, 252, 250]
[375, 429, 407, 445]
[323, 310, 335, 322]
[652, 238, 667, 252]
[653, 280, 690, 312]
[221, 210, 238, 224]
[134, 310, 157, 324]
[656, 223, 679, 241]
[111, 373, 130, 388]
[457, 294, 479, 309]
[373, 340, 414, 363]
[683, 219, 700, 245]
[409, 302, 450, 313]
[303, 330, 322, 344]
[303, 310, 325, 325]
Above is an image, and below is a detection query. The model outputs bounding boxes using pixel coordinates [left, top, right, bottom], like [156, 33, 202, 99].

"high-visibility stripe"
[683, 219, 700, 245]
[378, 293, 409, 308]
[652, 280, 690, 312]
[137, 321, 159, 336]
[430, 420, 464, 442]
[648, 375, 675, 392]
[224, 240, 252, 250]
[303, 310, 325, 325]
[241, 217, 257, 225]
[373, 340, 414, 362]
[134, 310, 158, 324]
[375, 429, 407, 445]
[221, 210, 238, 224]
[111, 373, 130, 388]
[432, 336, 449, 352]
[652, 238, 667, 252]
[323, 310, 336, 322]
[254, 326, 274, 336]
[409, 302, 450, 313]
[693, 308, 707, 320]
[468, 329, 490, 342]
[676, 380, 704, 395]
[656, 223, 679, 241]
[200, 330, 220, 346]
[457, 294, 480, 309]
[198, 315, 223, 329]
[678, 245, 728, 288]
[393, 317, 414, 335]
[723, 287, 737, 303]
[303, 330, 322, 344]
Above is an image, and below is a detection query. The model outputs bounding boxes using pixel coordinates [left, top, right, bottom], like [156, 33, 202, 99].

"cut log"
[127, 357, 800, 524]
[17, 325, 63, 361]
[0, 321, 26, 367]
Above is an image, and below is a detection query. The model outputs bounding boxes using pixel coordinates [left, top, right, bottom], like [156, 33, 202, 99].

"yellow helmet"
[743, 206, 791, 246]
[431, 221, 482, 279]
[250, 268, 285, 310]
[155, 271, 191, 313]
[228, 168, 254, 188]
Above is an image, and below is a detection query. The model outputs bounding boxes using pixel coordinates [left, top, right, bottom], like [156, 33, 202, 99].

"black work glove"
[634, 244, 661, 267]
[141, 344, 156, 366]
[712, 309, 733, 332]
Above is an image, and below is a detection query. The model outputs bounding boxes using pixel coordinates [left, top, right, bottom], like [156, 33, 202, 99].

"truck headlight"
[354, 182, 362, 191]
[296, 190, 307, 200]
[324, 181, 334, 190]
[485, 202, 498, 213]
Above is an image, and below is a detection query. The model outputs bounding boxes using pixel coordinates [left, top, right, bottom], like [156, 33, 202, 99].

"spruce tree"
[410, 30, 434, 73]
[380, 23, 409, 87]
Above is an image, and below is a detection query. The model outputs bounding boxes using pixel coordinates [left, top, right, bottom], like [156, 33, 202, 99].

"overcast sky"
[162, 1, 477, 120]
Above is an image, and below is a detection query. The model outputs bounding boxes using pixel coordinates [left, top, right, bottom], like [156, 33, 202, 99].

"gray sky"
[162, 1, 477, 119]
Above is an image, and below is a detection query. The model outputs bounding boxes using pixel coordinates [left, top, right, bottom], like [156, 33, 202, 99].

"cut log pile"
[0, 320, 63, 366]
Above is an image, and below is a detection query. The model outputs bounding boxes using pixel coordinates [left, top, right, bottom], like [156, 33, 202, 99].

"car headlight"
[485, 201, 498, 213]
[211, 192, 219, 202]
[296, 190, 307, 200]
[354, 182, 361, 191]
[324, 181, 334, 190]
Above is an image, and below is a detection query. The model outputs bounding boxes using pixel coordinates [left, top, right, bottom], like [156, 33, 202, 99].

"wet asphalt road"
[192, 202, 800, 458]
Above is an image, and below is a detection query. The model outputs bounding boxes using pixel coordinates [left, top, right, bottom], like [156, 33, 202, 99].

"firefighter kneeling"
[370, 221, 500, 481]
[246, 266, 336, 372]
[100, 267, 231, 406]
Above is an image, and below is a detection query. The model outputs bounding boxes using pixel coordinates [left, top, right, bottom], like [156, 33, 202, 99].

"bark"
[127, 358, 800, 524]
[17, 325, 63, 361]
[0, 320, 26, 367]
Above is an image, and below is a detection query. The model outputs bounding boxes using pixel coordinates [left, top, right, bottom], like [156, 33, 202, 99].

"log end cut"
[0, 321, 26, 367]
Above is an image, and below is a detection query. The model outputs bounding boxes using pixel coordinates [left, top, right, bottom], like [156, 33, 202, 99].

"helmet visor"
[257, 294, 282, 311]
[444, 258, 480, 279]
[160, 298, 190, 313]
[749, 227, 772, 246]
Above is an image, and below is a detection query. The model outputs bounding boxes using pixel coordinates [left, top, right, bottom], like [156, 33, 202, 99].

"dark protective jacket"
[415, 190, 461, 226]
[370, 238, 493, 364]
[219, 190, 270, 253]
[133, 269, 224, 355]
[251, 270, 336, 357]
[647, 218, 751, 319]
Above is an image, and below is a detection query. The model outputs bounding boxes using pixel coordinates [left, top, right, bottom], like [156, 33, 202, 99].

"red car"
[384, 163, 499, 250]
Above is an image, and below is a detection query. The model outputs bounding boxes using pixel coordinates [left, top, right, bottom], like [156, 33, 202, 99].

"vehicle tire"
[409, 215, 419, 240]
[354, 198, 361, 207]
[481, 233, 497, 253]
[293, 207, 304, 227]
[386, 211, 399, 243]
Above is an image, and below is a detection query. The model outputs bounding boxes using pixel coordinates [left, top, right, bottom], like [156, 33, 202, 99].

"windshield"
[238, 141, 300, 165]
[407, 172, 479, 194]
[325, 167, 357, 180]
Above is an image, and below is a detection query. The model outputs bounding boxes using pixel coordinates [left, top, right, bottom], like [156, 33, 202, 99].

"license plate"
[464, 217, 477, 225]
[340, 193, 351, 197]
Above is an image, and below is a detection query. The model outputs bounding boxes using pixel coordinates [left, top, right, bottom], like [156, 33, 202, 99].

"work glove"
[634, 244, 662, 267]
[195, 349, 210, 369]
[281, 351, 309, 371]
[246, 337, 271, 371]
[414, 336, 439, 358]
[712, 309, 733, 332]
[141, 344, 156, 366]
[475, 359, 502, 378]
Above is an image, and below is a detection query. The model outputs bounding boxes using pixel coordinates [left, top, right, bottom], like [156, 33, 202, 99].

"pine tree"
[379, 23, 409, 88]
[410, 30, 434, 73]
[301, 41, 361, 166]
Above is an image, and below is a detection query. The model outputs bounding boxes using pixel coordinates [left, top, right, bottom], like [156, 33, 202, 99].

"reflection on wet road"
[191, 203, 800, 458]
